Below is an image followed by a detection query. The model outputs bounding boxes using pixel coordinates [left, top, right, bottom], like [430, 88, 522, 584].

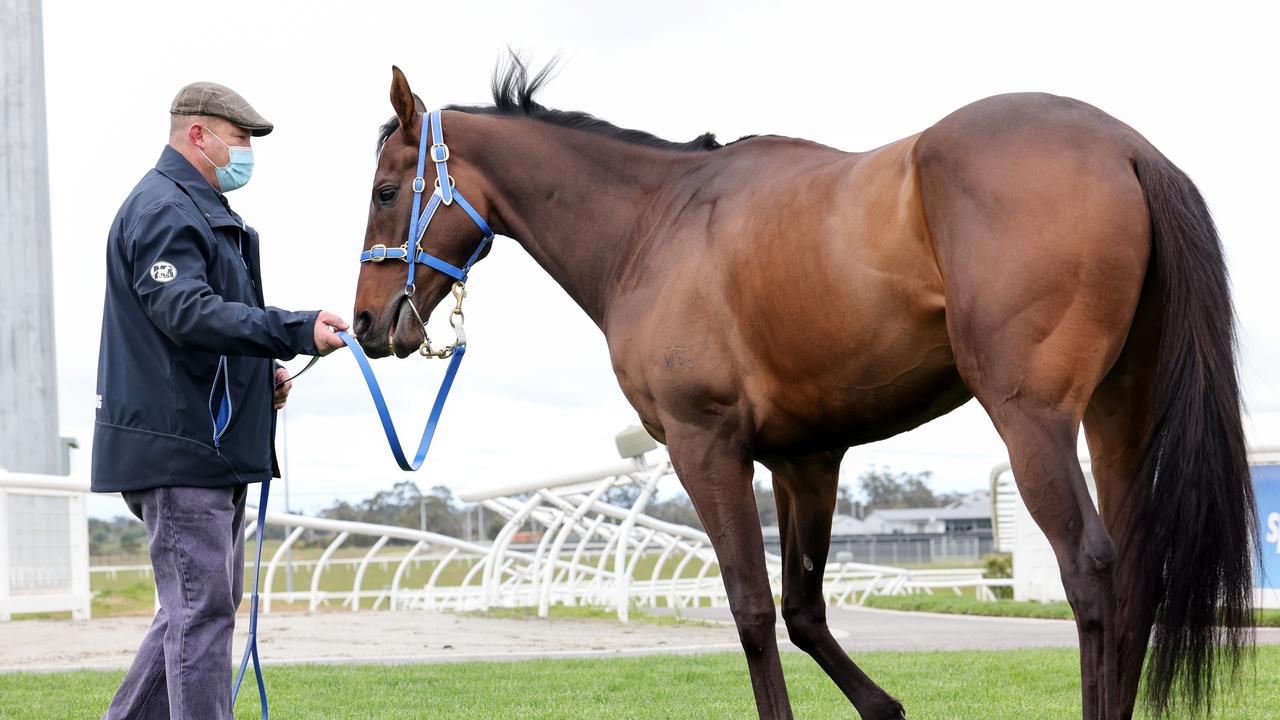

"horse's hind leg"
[997, 411, 1118, 720]
[948, 291, 1140, 720]
[770, 453, 906, 720]
[1083, 287, 1162, 720]
[662, 421, 793, 719]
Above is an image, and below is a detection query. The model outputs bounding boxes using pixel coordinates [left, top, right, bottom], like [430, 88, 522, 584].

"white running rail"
[4, 443, 1012, 623]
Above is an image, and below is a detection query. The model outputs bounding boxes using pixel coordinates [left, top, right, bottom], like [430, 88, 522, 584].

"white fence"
[3, 442, 1007, 622]
[0, 470, 91, 620]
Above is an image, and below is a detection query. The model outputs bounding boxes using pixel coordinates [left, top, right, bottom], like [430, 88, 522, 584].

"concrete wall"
[0, 0, 61, 475]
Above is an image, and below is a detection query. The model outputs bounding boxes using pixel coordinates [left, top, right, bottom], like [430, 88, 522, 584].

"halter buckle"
[367, 244, 388, 262]
[429, 143, 450, 163]
[412, 177, 426, 194]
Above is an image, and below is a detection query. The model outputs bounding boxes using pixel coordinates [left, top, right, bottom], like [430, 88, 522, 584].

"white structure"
[2, 430, 1009, 622]
[462, 454, 727, 621]
[0, 471, 91, 620]
[248, 438, 1009, 620]
[990, 460, 1097, 603]
[0, 1, 81, 622]
[993, 448, 1280, 608]
[1, 0, 62, 477]
[991, 470, 1020, 553]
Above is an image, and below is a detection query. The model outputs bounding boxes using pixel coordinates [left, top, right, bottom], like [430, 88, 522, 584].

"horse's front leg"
[664, 421, 793, 720]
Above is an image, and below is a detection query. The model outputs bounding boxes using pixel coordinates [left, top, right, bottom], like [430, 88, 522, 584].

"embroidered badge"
[150, 261, 177, 283]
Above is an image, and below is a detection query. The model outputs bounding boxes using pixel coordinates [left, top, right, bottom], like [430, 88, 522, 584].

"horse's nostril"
[353, 310, 374, 338]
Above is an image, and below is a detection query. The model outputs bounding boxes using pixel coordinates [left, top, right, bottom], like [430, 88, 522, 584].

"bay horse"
[351, 59, 1255, 720]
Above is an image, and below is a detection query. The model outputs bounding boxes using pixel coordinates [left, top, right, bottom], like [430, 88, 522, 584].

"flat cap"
[170, 81, 273, 136]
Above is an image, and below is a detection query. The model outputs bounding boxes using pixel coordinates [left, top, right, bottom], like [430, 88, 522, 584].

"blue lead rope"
[334, 329, 466, 470]
[230, 333, 466, 717]
[232, 478, 270, 718]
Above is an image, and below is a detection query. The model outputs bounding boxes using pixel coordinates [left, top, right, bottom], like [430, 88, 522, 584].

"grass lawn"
[2, 647, 1277, 719]
[862, 593, 1280, 627]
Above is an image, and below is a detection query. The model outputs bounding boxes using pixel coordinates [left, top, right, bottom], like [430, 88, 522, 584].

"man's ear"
[186, 120, 205, 147]
[390, 66, 426, 141]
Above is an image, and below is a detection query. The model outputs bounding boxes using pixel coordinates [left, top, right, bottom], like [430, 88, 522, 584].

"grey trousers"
[103, 484, 248, 720]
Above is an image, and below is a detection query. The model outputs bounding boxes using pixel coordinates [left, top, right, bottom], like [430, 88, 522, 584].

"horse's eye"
[377, 186, 398, 206]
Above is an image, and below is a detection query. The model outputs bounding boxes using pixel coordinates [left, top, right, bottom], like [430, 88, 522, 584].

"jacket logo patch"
[150, 261, 177, 282]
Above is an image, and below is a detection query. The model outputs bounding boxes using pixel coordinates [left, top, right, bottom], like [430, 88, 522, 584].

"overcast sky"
[36, 0, 1278, 519]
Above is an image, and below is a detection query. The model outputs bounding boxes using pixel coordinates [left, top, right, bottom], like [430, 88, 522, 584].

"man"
[93, 81, 350, 720]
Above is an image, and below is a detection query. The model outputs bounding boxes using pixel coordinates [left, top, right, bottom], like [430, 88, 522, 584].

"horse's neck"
[465, 118, 695, 327]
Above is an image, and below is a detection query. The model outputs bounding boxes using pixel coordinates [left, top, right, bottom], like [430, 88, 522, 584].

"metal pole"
[0, 0, 60, 476]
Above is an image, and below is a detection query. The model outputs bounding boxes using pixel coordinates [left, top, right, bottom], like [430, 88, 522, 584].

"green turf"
[2, 647, 1277, 719]
[863, 593, 1076, 620]
[862, 593, 1280, 627]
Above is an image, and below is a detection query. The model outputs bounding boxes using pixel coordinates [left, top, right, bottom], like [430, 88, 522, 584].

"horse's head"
[352, 66, 496, 358]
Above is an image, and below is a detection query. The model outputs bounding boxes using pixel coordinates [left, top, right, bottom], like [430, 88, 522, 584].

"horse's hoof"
[867, 697, 906, 720]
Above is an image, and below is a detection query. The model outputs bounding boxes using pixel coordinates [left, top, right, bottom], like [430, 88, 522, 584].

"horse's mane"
[377, 54, 730, 155]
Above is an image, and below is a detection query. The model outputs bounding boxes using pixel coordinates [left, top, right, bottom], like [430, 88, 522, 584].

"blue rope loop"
[335, 329, 466, 471]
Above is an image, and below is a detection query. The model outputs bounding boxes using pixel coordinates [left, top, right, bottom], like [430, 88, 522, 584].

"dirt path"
[0, 610, 743, 672]
[6, 606, 1277, 672]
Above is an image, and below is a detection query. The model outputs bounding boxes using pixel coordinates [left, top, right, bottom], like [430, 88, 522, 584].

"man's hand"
[313, 311, 350, 356]
[273, 367, 292, 410]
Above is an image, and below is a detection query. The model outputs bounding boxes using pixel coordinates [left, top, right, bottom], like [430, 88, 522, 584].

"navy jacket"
[91, 146, 318, 493]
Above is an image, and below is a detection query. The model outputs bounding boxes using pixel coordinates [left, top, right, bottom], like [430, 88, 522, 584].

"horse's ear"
[389, 65, 424, 140]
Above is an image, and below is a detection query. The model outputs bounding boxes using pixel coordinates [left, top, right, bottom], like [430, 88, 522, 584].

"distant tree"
[900, 474, 939, 508]
[118, 528, 144, 556]
[90, 528, 110, 554]
[646, 494, 702, 529]
[858, 466, 944, 510]
[604, 482, 643, 508]
[836, 484, 859, 517]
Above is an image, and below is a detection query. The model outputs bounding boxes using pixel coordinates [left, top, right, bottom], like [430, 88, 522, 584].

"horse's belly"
[749, 347, 972, 459]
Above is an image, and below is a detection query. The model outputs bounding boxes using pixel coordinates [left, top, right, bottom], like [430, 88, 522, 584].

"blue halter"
[231, 110, 492, 720]
[358, 110, 495, 287]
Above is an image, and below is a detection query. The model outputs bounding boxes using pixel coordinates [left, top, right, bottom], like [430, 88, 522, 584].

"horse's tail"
[1133, 151, 1255, 715]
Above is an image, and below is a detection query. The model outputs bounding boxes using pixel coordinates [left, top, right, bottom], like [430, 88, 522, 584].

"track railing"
[4, 458, 1013, 623]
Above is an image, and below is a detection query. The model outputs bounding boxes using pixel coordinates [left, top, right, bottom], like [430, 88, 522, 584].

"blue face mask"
[199, 128, 254, 192]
